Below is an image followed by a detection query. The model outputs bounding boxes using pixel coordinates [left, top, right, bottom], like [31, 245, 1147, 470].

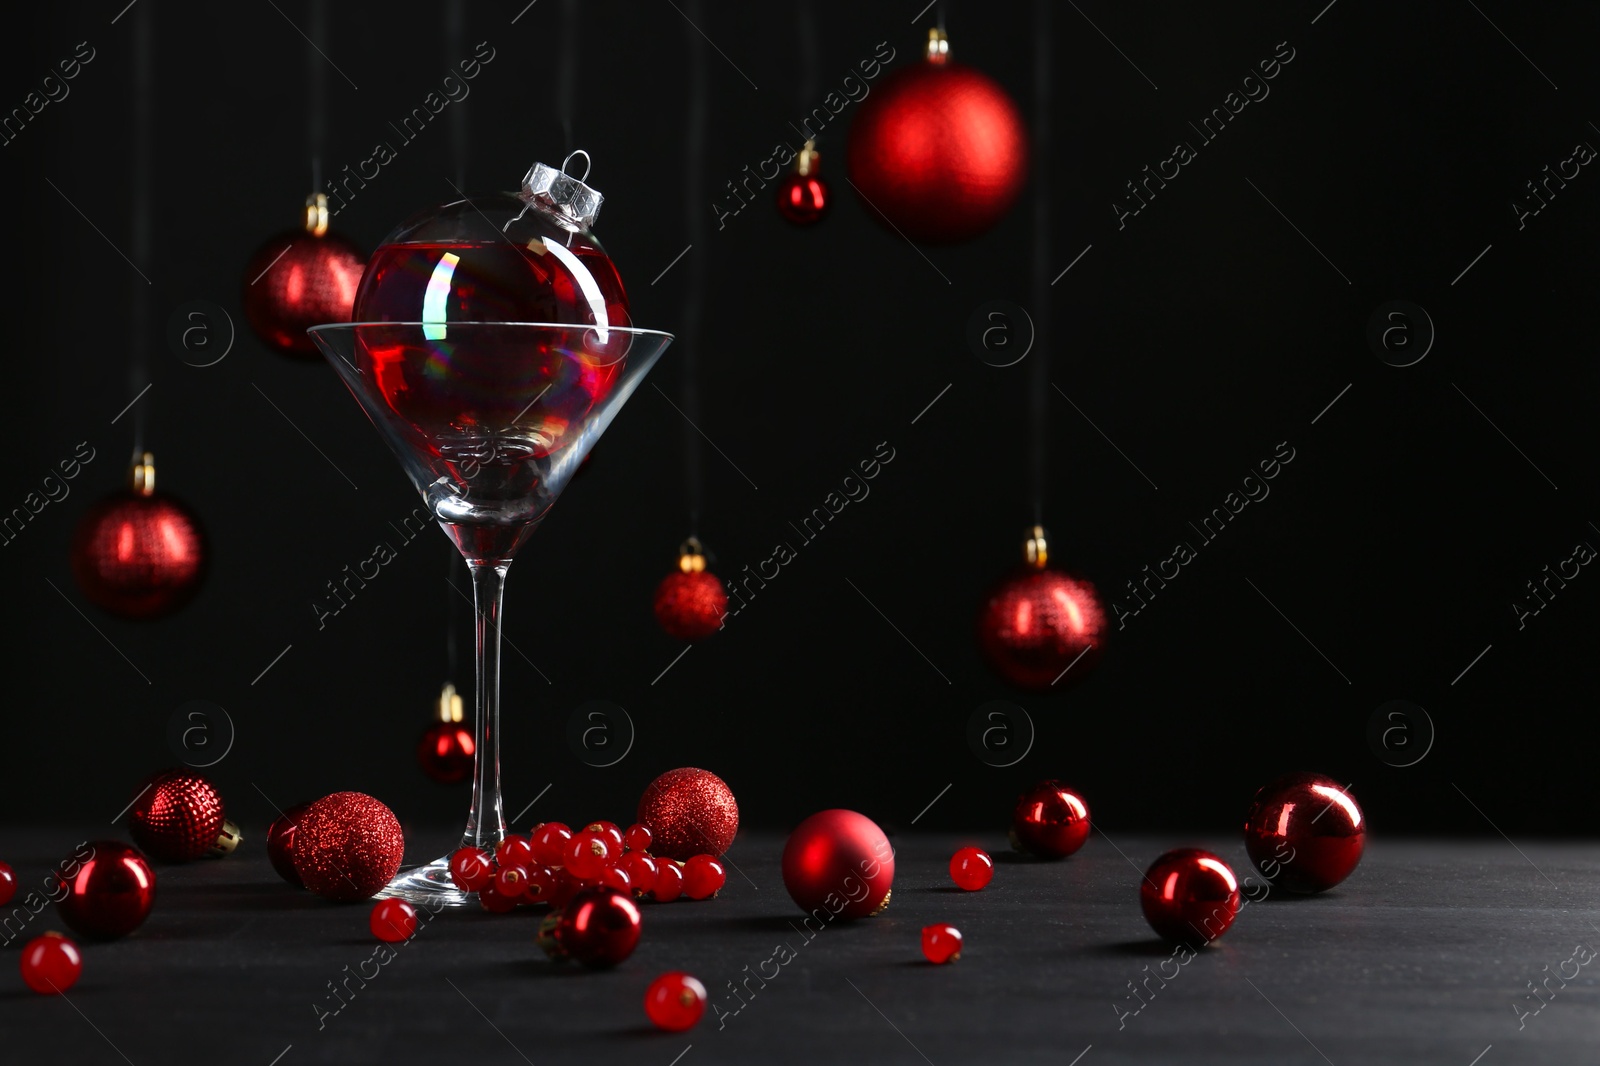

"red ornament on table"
[1010, 780, 1091, 859]
[539, 887, 642, 967]
[417, 682, 474, 785]
[781, 809, 894, 919]
[267, 803, 311, 887]
[775, 140, 830, 226]
[127, 768, 241, 862]
[638, 767, 740, 861]
[242, 193, 363, 358]
[20, 933, 82, 995]
[71, 453, 206, 620]
[1140, 848, 1241, 947]
[682, 855, 726, 900]
[645, 971, 708, 1032]
[949, 847, 993, 891]
[921, 923, 963, 964]
[651, 860, 685, 902]
[978, 526, 1106, 691]
[292, 792, 405, 902]
[1243, 772, 1365, 894]
[654, 540, 728, 642]
[846, 27, 1027, 244]
[55, 841, 156, 939]
[0, 860, 16, 906]
[370, 898, 418, 942]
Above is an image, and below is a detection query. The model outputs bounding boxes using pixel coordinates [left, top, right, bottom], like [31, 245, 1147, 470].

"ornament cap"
[436, 682, 464, 723]
[926, 26, 950, 64]
[208, 819, 243, 857]
[304, 192, 330, 237]
[796, 139, 821, 177]
[1023, 525, 1049, 569]
[129, 452, 156, 496]
[521, 151, 603, 230]
[677, 536, 708, 573]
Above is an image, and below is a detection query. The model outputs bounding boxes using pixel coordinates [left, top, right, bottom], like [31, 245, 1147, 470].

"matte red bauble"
[978, 527, 1106, 691]
[637, 767, 739, 861]
[242, 194, 364, 358]
[654, 540, 727, 642]
[55, 841, 156, 939]
[846, 28, 1027, 244]
[292, 792, 405, 902]
[538, 887, 642, 967]
[781, 809, 894, 919]
[417, 682, 474, 784]
[1243, 772, 1365, 894]
[1140, 848, 1240, 947]
[71, 453, 205, 620]
[267, 802, 311, 887]
[128, 768, 240, 862]
[1010, 780, 1091, 859]
[776, 140, 830, 226]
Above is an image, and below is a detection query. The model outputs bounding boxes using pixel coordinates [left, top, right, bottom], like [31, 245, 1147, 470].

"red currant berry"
[449, 847, 495, 892]
[495, 865, 529, 898]
[565, 831, 614, 880]
[651, 859, 685, 902]
[584, 821, 625, 854]
[950, 847, 994, 891]
[644, 971, 708, 1031]
[495, 834, 533, 869]
[549, 867, 582, 908]
[921, 923, 962, 964]
[623, 823, 652, 852]
[0, 860, 16, 907]
[522, 865, 557, 905]
[531, 823, 573, 867]
[479, 880, 519, 914]
[370, 899, 418, 942]
[20, 933, 82, 994]
[621, 852, 658, 895]
[599, 865, 632, 893]
[682, 855, 726, 900]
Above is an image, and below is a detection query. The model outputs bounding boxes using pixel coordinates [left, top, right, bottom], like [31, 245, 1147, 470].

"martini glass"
[309, 320, 672, 905]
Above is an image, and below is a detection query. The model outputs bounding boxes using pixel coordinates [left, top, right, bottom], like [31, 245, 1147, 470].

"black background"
[6, 0, 1597, 838]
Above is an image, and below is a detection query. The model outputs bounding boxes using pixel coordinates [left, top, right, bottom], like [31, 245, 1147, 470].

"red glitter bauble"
[1140, 848, 1240, 947]
[292, 792, 405, 902]
[781, 809, 894, 919]
[846, 37, 1027, 243]
[241, 229, 364, 358]
[978, 568, 1106, 691]
[71, 490, 206, 619]
[538, 887, 642, 968]
[1010, 780, 1091, 859]
[1243, 772, 1366, 894]
[416, 721, 475, 784]
[55, 841, 156, 939]
[776, 172, 830, 226]
[128, 769, 236, 862]
[20, 933, 82, 995]
[653, 571, 728, 642]
[267, 802, 311, 887]
[637, 767, 739, 861]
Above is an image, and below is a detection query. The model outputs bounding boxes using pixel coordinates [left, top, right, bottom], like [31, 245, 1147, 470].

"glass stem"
[461, 560, 508, 851]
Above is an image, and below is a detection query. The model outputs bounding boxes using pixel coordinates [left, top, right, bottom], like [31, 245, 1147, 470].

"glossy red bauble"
[921, 923, 963, 964]
[241, 228, 364, 358]
[645, 971, 708, 1031]
[1011, 781, 1091, 859]
[776, 171, 830, 226]
[416, 721, 474, 785]
[449, 846, 494, 893]
[638, 767, 740, 861]
[651, 860, 685, 902]
[370, 898, 418, 942]
[128, 769, 236, 862]
[267, 802, 311, 887]
[978, 568, 1106, 691]
[1243, 772, 1366, 894]
[781, 809, 894, 919]
[20, 933, 82, 994]
[292, 792, 405, 902]
[949, 847, 993, 891]
[0, 860, 16, 906]
[71, 490, 206, 619]
[1140, 848, 1241, 947]
[682, 855, 726, 900]
[653, 571, 728, 642]
[55, 841, 156, 939]
[539, 887, 642, 968]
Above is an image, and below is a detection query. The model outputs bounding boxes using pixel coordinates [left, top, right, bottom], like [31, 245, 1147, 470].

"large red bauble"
[1243, 772, 1365, 894]
[539, 887, 642, 968]
[416, 721, 475, 784]
[1140, 848, 1240, 947]
[978, 568, 1106, 691]
[637, 767, 739, 861]
[128, 769, 233, 862]
[71, 492, 206, 619]
[292, 792, 405, 902]
[781, 809, 894, 919]
[267, 802, 311, 887]
[1010, 780, 1091, 859]
[56, 841, 156, 939]
[242, 229, 364, 358]
[653, 571, 728, 642]
[846, 54, 1027, 243]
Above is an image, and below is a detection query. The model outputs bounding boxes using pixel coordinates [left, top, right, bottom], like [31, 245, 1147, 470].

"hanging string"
[1028, 0, 1051, 524]
[797, 0, 817, 114]
[682, 0, 709, 536]
[447, 0, 467, 189]
[309, 0, 326, 191]
[129, 1, 153, 458]
[560, 0, 579, 153]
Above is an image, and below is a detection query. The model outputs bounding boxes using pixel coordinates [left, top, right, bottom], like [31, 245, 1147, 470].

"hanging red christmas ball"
[654, 539, 728, 642]
[978, 526, 1106, 691]
[775, 140, 830, 226]
[55, 841, 156, 939]
[416, 682, 475, 784]
[242, 193, 364, 358]
[127, 768, 241, 862]
[292, 792, 405, 902]
[781, 809, 894, 919]
[1010, 780, 1091, 859]
[538, 886, 642, 967]
[20, 933, 82, 995]
[1243, 772, 1366, 894]
[637, 767, 740, 861]
[267, 802, 311, 887]
[847, 27, 1028, 244]
[70, 453, 206, 620]
[1139, 848, 1240, 948]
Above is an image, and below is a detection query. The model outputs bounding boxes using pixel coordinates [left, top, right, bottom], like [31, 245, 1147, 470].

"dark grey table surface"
[0, 829, 1594, 1065]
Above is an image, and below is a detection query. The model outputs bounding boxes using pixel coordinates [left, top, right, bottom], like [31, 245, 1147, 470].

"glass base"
[375, 853, 470, 907]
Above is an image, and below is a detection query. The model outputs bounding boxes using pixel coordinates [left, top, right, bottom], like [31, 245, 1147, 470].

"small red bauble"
[20, 933, 82, 995]
[846, 29, 1027, 244]
[241, 205, 364, 358]
[56, 841, 156, 939]
[127, 768, 238, 862]
[776, 142, 830, 226]
[1011, 780, 1091, 859]
[416, 682, 475, 785]
[638, 767, 740, 861]
[645, 971, 708, 1031]
[682, 855, 726, 900]
[1140, 849, 1241, 947]
[651, 860, 685, 902]
[539, 887, 642, 967]
[267, 802, 311, 887]
[292, 792, 405, 902]
[621, 852, 658, 896]
[949, 847, 993, 891]
[531, 823, 573, 866]
[1243, 772, 1365, 894]
[71, 456, 206, 620]
[781, 809, 894, 919]
[978, 551, 1106, 691]
[653, 571, 727, 642]
[0, 860, 16, 906]
[370, 898, 418, 942]
[921, 923, 963, 964]
[623, 823, 652, 852]
[565, 831, 615, 880]
[449, 846, 494, 893]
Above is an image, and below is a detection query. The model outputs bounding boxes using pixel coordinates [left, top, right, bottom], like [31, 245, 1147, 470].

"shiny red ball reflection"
[1010, 781, 1090, 858]
[1243, 772, 1365, 894]
[56, 841, 156, 939]
[1139, 848, 1239, 947]
[978, 569, 1106, 690]
[776, 172, 830, 225]
[416, 721, 475, 785]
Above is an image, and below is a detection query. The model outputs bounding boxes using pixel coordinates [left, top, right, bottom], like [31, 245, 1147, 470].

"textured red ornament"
[20, 933, 82, 995]
[645, 971, 708, 1031]
[267, 802, 310, 887]
[653, 571, 728, 641]
[846, 31, 1027, 244]
[56, 841, 156, 939]
[978, 568, 1106, 691]
[128, 769, 236, 862]
[71, 490, 205, 620]
[1140, 848, 1240, 947]
[637, 767, 740, 860]
[781, 809, 894, 919]
[1010, 780, 1091, 859]
[1243, 772, 1365, 894]
[292, 792, 405, 902]
[538, 886, 642, 967]
[242, 229, 364, 358]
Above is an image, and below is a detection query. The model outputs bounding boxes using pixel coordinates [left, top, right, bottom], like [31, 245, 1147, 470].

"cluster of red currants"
[4, 860, 85, 995]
